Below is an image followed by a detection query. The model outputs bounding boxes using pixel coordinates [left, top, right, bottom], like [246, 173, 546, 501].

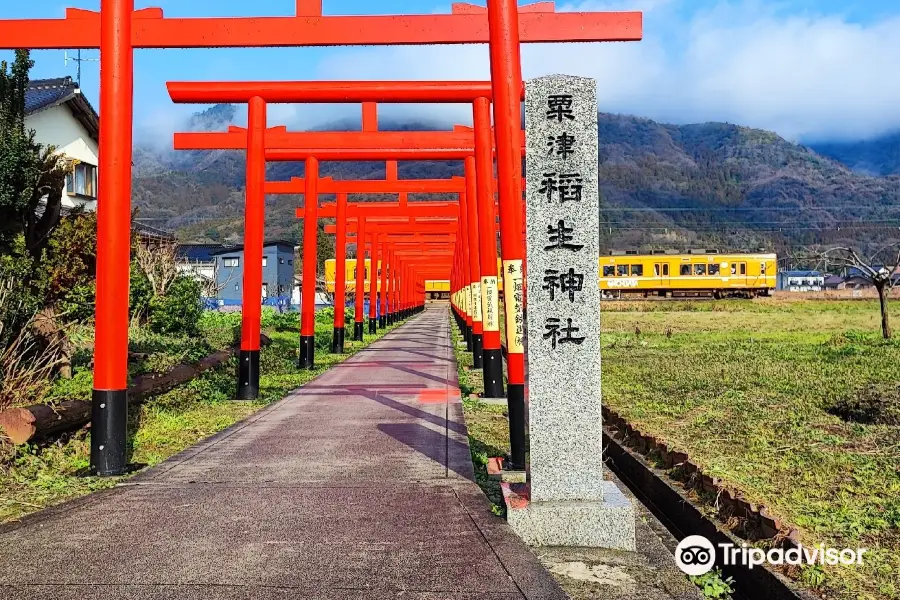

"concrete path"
[0, 305, 566, 600]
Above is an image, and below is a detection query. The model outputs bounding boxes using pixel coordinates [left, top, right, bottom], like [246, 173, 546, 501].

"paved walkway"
[0, 305, 566, 600]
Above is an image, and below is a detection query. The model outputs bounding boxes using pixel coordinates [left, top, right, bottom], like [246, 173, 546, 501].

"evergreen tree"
[0, 50, 68, 258]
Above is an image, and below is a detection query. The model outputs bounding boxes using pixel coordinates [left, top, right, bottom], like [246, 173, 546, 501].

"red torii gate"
[176, 107, 528, 467]
[267, 171, 466, 359]
[0, 2, 642, 476]
[344, 227, 458, 331]
[171, 89, 522, 365]
[174, 111, 522, 396]
[172, 123, 483, 382]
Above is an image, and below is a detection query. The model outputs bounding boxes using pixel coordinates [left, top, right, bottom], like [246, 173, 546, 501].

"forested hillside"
[132, 105, 900, 255]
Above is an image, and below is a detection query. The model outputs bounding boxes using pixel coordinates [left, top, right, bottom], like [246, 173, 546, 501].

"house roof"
[25, 77, 99, 143]
[177, 243, 231, 262]
[210, 240, 297, 256]
[824, 275, 845, 285]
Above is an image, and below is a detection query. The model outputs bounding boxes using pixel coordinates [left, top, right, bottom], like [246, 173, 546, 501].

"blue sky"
[3, 0, 899, 143]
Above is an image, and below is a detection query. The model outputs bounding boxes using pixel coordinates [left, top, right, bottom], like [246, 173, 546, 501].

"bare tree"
[133, 238, 180, 297]
[189, 257, 236, 299]
[819, 245, 900, 339]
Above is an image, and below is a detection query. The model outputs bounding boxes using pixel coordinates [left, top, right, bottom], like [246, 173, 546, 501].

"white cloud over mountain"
[289, 0, 900, 142]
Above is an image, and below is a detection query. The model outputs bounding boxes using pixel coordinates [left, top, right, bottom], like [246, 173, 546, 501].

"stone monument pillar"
[504, 74, 635, 550]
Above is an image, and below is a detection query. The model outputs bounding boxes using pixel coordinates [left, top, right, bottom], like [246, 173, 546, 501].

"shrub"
[148, 276, 202, 337]
[57, 281, 95, 323]
[129, 264, 153, 324]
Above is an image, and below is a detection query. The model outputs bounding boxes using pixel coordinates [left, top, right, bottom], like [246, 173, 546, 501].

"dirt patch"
[828, 383, 900, 425]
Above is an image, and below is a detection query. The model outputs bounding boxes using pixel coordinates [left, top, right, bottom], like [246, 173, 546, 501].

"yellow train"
[599, 252, 776, 298]
[325, 252, 777, 300]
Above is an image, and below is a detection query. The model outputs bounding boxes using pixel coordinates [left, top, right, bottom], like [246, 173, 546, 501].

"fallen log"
[0, 334, 271, 446]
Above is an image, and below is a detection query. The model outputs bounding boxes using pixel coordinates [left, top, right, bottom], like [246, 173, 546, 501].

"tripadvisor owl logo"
[675, 535, 716, 576]
[674, 534, 867, 576]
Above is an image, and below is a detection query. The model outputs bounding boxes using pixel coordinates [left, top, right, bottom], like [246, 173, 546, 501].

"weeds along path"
[0, 308, 399, 524]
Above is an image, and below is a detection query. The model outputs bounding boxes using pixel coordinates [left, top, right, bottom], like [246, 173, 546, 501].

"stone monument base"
[501, 481, 636, 550]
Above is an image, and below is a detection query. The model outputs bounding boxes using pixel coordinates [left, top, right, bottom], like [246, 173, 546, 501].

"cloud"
[309, 0, 900, 142]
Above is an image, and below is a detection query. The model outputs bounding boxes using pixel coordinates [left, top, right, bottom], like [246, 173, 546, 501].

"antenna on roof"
[63, 50, 99, 88]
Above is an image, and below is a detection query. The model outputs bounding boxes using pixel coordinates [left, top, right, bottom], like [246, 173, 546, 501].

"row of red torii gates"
[0, 1, 642, 476]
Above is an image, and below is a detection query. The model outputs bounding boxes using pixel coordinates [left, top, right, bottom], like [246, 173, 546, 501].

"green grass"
[452, 322, 509, 517]
[601, 298, 900, 600]
[0, 310, 401, 524]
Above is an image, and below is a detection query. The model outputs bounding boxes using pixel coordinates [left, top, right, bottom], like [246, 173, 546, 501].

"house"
[176, 243, 229, 294]
[777, 270, 824, 292]
[211, 241, 296, 305]
[823, 275, 845, 291]
[24, 77, 99, 211]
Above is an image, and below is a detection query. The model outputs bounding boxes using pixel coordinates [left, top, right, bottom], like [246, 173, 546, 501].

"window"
[603, 265, 615, 277]
[223, 257, 240, 268]
[288, 260, 293, 266]
[352, 267, 357, 279]
[709, 264, 720, 276]
[234, 284, 239, 291]
[66, 163, 97, 198]
[680, 264, 692, 276]
[631, 264, 643, 276]
[731, 263, 737, 275]
[616, 265, 628, 277]
[654, 264, 660, 276]
[761, 262, 767, 275]
[740, 263, 747, 275]
[262, 283, 268, 297]
[663, 264, 669, 276]
[279, 258, 285, 264]
[262, 257, 268, 267]
[694, 264, 707, 276]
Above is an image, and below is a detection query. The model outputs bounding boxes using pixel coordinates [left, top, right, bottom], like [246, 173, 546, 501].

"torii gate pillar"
[91, 0, 134, 476]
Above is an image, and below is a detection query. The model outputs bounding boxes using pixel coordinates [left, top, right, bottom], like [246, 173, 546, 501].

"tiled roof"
[25, 77, 100, 142]
[25, 77, 77, 114]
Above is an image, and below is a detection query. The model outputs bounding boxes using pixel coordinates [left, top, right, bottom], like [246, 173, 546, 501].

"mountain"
[131, 106, 900, 254]
[809, 132, 900, 177]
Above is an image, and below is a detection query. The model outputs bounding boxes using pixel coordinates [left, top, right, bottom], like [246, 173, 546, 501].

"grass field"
[482, 297, 899, 600]
[602, 298, 900, 600]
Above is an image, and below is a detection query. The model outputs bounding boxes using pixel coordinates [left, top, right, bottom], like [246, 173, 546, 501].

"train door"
[654, 262, 670, 292]
[729, 261, 748, 286]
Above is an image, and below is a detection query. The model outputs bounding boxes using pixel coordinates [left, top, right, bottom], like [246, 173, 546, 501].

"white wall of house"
[25, 101, 99, 211]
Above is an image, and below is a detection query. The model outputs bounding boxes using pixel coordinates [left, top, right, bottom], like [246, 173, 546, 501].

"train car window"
[761, 262, 767, 275]
[740, 263, 747, 275]
[631, 265, 643, 276]
[709, 264, 720, 276]
[680, 264, 691, 276]
[617, 265, 629, 277]
[731, 263, 737, 275]
[603, 265, 615, 277]
[654, 264, 660, 276]
[695, 264, 707, 276]
[663, 264, 670, 276]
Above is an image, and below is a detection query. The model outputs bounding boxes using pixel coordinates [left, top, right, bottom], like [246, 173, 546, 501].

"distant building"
[211, 241, 296, 305]
[823, 275, 845, 290]
[777, 270, 824, 292]
[176, 243, 229, 293]
[25, 77, 99, 211]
